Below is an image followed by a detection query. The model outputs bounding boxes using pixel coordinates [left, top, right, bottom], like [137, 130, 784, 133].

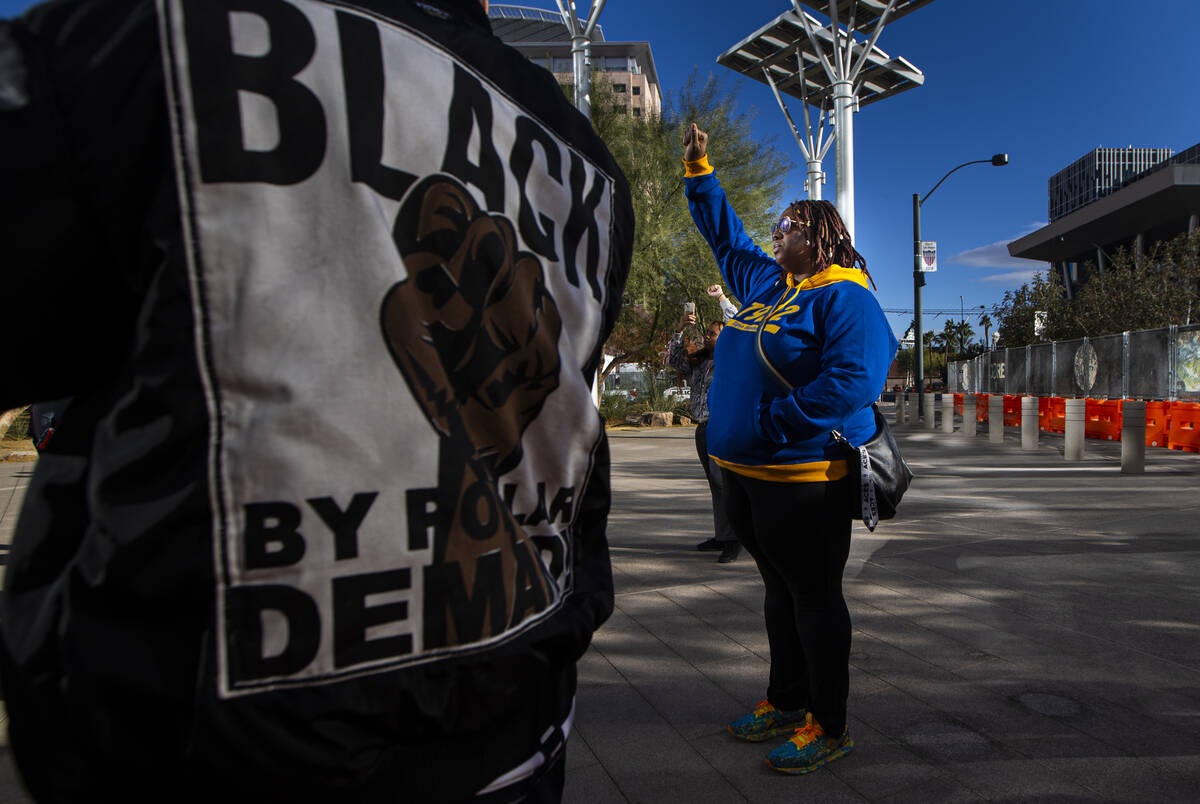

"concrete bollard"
[1021, 396, 1039, 450]
[962, 394, 976, 438]
[1121, 400, 1146, 474]
[906, 392, 916, 424]
[1064, 398, 1086, 461]
[895, 393, 906, 425]
[924, 392, 937, 430]
[988, 395, 1004, 444]
[941, 393, 955, 433]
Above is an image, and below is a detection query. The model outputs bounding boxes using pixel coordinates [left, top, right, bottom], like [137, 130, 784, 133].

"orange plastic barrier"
[1084, 399, 1122, 441]
[975, 394, 989, 422]
[1003, 395, 1021, 427]
[1002, 398, 1175, 446]
[1145, 401, 1170, 447]
[1041, 397, 1066, 433]
[953, 393, 963, 416]
[1168, 401, 1200, 453]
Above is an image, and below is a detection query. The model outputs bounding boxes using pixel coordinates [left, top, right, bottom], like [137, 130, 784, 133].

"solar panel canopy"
[717, 2, 927, 109]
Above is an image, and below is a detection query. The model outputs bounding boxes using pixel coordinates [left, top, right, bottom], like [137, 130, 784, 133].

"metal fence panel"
[1178, 324, 1200, 400]
[1051, 338, 1083, 397]
[1128, 328, 1171, 400]
[948, 323, 1200, 400]
[1087, 333, 1124, 398]
[1029, 343, 1053, 396]
[985, 350, 1005, 394]
[1007, 346, 1029, 395]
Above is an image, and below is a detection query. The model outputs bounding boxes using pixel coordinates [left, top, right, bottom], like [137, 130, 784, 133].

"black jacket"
[0, 1, 632, 800]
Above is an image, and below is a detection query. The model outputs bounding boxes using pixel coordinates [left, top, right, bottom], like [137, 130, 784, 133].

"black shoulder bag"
[754, 291, 912, 531]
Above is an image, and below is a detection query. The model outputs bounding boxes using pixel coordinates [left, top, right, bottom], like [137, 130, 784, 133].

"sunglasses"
[771, 217, 810, 237]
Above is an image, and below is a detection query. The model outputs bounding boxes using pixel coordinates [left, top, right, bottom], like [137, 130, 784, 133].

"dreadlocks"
[785, 199, 875, 289]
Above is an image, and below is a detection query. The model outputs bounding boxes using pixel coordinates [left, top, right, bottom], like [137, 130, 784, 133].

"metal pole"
[570, 34, 591, 118]
[556, 0, 607, 120]
[762, 64, 830, 201]
[1021, 395, 1039, 450]
[910, 155, 1006, 419]
[806, 159, 826, 200]
[912, 192, 924, 417]
[1121, 400, 1146, 474]
[833, 80, 855, 239]
[1064, 398, 1086, 461]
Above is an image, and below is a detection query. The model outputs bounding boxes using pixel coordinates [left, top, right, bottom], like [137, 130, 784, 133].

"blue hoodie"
[685, 168, 898, 483]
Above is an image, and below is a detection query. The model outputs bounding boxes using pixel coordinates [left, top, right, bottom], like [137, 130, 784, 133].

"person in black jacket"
[0, 1, 632, 801]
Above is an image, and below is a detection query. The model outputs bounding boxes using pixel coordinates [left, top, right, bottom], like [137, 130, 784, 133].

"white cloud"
[948, 239, 1042, 269]
[980, 269, 1043, 284]
[947, 224, 1051, 271]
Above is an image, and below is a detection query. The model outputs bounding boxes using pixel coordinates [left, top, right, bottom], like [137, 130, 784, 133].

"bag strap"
[855, 443, 878, 531]
[754, 281, 878, 528]
[754, 282, 793, 392]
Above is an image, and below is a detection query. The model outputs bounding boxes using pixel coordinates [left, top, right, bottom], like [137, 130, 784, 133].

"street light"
[912, 153, 1008, 417]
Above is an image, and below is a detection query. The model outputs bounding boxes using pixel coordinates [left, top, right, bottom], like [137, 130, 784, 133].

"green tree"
[1056, 231, 1200, 337]
[590, 71, 789, 381]
[991, 231, 1200, 347]
[930, 329, 950, 382]
[992, 270, 1067, 348]
[941, 319, 974, 361]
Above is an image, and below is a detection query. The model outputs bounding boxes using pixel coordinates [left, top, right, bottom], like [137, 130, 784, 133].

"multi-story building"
[1048, 147, 1174, 222]
[1009, 142, 1200, 297]
[488, 4, 662, 118]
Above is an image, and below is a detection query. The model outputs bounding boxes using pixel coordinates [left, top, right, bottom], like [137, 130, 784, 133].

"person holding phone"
[667, 292, 740, 563]
[680, 122, 897, 775]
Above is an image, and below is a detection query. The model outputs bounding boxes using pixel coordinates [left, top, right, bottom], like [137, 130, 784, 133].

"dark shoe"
[696, 538, 722, 551]
[718, 542, 741, 563]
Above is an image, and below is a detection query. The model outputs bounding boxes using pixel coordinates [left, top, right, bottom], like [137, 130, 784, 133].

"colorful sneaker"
[765, 713, 854, 774]
[727, 700, 808, 742]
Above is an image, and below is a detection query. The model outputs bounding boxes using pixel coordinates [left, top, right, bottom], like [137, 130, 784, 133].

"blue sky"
[5, 0, 1198, 341]
[586, 0, 1200, 340]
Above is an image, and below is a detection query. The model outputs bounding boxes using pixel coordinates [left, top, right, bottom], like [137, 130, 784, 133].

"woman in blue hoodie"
[682, 123, 897, 775]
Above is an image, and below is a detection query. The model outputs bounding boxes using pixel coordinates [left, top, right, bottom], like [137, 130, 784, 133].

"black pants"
[721, 470, 852, 735]
[694, 421, 736, 544]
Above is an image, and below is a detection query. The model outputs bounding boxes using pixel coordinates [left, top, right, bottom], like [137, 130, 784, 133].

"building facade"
[1048, 146, 1174, 222]
[1010, 142, 1200, 297]
[488, 4, 662, 118]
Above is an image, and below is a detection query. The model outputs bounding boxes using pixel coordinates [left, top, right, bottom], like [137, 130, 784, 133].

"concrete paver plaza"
[1, 407, 1199, 801]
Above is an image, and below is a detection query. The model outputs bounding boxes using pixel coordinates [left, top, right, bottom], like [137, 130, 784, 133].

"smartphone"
[683, 302, 695, 314]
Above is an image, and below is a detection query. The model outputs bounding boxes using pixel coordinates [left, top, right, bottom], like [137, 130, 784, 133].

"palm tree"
[979, 313, 993, 350]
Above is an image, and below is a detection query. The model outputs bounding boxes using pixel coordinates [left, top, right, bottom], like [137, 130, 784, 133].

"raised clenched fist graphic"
[382, 175, 563, 475]
[381, 175, 562, 648]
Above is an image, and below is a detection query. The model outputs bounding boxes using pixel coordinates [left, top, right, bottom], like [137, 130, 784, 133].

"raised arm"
[707, 284, 738, 322]
[665, 311, 696, 377]
[682, 123, 775, 306]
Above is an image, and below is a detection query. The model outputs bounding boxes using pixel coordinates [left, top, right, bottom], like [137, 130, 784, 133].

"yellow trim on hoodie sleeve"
[683, 154, 714, 177]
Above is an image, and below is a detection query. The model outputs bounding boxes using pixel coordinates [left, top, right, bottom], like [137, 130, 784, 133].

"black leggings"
[721, 470, 852, 735]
